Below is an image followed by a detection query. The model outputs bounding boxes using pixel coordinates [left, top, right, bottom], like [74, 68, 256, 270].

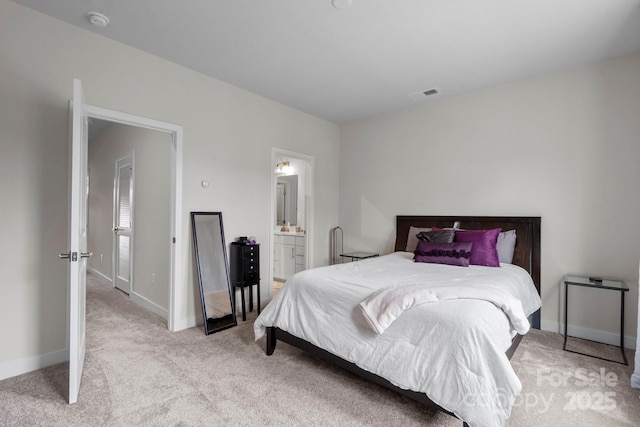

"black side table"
[230, 243, 260, 321]
[563, 275, 628, 365]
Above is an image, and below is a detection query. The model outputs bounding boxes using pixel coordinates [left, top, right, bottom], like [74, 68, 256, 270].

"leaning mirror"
[275, 175, 298, 226]
[191, 212, 236, 335]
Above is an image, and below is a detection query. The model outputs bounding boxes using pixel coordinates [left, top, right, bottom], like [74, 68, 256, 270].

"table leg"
[563, 282, 568, 350]
[249, 285, 254, 312]
[240, 286, 246, 322]
[257, 282, 261, 314]
[621, 291, 628, 365]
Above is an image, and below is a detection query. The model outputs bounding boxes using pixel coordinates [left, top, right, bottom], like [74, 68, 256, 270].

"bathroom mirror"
[191, 212, 237, 335]
[276, 175, 298, 226]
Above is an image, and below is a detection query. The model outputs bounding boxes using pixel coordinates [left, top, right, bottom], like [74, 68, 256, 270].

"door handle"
[113, 227, 119, 232]
[58, 251, 92, 261]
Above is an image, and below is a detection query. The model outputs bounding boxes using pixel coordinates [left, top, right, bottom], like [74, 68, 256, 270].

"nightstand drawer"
[230, 243, 261, 283]
[229, 241, 261, 322]
[244, 262, 258, 274]
[243, 252, 258, 263]
[244, 270, 259, 281]
[244, 245, 258, 254]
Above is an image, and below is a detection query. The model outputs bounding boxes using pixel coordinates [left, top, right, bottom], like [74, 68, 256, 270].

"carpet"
[0, 274, 638, 426]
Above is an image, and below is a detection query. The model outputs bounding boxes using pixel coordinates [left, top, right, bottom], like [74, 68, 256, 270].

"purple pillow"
[414, 241, 473, 267]
[453, 228, 501, 267]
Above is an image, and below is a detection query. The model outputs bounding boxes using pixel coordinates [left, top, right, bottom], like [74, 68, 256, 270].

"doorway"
[88, 122, 171, 319]
[85, 104, 183, 331]
[270, 148, 314, 298]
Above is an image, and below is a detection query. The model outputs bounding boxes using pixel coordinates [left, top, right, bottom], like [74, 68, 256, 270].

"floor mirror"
[191, 212, 237, 335]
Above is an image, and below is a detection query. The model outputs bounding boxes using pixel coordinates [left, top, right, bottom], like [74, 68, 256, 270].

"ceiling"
[11, 0, 640, 123]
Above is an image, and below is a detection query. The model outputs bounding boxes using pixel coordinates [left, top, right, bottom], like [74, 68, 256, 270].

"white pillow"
[405, 227, 431, 252]
[497, 229, 517, 264]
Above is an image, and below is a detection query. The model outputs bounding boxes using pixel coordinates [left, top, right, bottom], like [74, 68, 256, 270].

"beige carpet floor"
[1, 274, 639, 426]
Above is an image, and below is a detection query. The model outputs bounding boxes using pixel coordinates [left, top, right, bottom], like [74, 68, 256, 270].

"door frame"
[86, 104, 183, 332]
[269, 148, 314, 297]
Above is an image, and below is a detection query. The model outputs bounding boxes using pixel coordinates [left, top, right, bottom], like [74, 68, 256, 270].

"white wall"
[339, 52, 640, 347]
[0, 0, 339, 378]
[88, 122, 172, 316]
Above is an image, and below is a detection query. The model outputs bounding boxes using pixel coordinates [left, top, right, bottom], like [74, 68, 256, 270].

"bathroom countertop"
[274, 230, 306, 237]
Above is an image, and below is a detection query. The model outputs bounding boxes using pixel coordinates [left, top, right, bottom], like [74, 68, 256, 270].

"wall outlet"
[151, 274, 156, 285]
[100, 253, 103, 263]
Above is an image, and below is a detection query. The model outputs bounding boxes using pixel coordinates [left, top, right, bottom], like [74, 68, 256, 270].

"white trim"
[86, 104, 184, 332]
[87, 267, 112, 285]
[541, 320, 637, 350]
[172, 315, 197, 332]
[0, 348, 67, 381]
[131, 292, 168, 320]
[630, 261, 640, 388]
[88, 271, 169, 322]
[172, 127, 183, 331]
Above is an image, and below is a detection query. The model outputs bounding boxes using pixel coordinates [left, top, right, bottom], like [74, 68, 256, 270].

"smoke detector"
[332, 0, 352, 9]
[87, 11, 110, 28]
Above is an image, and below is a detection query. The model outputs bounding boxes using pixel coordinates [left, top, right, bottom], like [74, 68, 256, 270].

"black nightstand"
[563, 275, 629, 365]
[230, 243, 260, 321]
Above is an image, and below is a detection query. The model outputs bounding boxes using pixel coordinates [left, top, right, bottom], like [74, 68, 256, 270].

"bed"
[255, 216, 541, 427]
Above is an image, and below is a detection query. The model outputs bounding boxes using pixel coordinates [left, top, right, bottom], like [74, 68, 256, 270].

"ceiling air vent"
[408, 88, 439, 101]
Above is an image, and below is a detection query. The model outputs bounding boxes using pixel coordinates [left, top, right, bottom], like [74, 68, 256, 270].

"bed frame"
[265, 215, 541, 426]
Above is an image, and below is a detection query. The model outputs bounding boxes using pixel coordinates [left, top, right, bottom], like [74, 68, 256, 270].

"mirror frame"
[191, 211, 237, 335]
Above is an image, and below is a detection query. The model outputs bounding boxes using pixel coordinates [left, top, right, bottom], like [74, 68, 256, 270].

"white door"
[63, 78, 90, 404]
[113, 155, 133, 294]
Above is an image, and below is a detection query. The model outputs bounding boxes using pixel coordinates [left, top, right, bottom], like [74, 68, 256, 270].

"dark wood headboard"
[395, 216, 541, 296]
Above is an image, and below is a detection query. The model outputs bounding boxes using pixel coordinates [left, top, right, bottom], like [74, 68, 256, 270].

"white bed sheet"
[254, 252, 542, 427]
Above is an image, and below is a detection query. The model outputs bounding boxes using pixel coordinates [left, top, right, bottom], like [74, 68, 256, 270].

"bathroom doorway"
[269, 148, 314, 299]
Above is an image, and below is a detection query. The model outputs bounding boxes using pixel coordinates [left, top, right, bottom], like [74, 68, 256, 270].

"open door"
[60, 78, 90, 404]
[113, 154, 133, 295]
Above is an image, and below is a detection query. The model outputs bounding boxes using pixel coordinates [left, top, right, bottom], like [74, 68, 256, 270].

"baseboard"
[87, 267, 112, 285]
[0, 348, 67, 381]
[541, 320, 637, 350]
[130, 292, 168, 320]
[172, 316, 198, 332]
[88, 272, 171, 325]
[631, 373, 640, 389]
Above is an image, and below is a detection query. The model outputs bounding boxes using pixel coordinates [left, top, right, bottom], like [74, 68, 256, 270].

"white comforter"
[254, 252, 542, 427]
[359, 280, 531, 336]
